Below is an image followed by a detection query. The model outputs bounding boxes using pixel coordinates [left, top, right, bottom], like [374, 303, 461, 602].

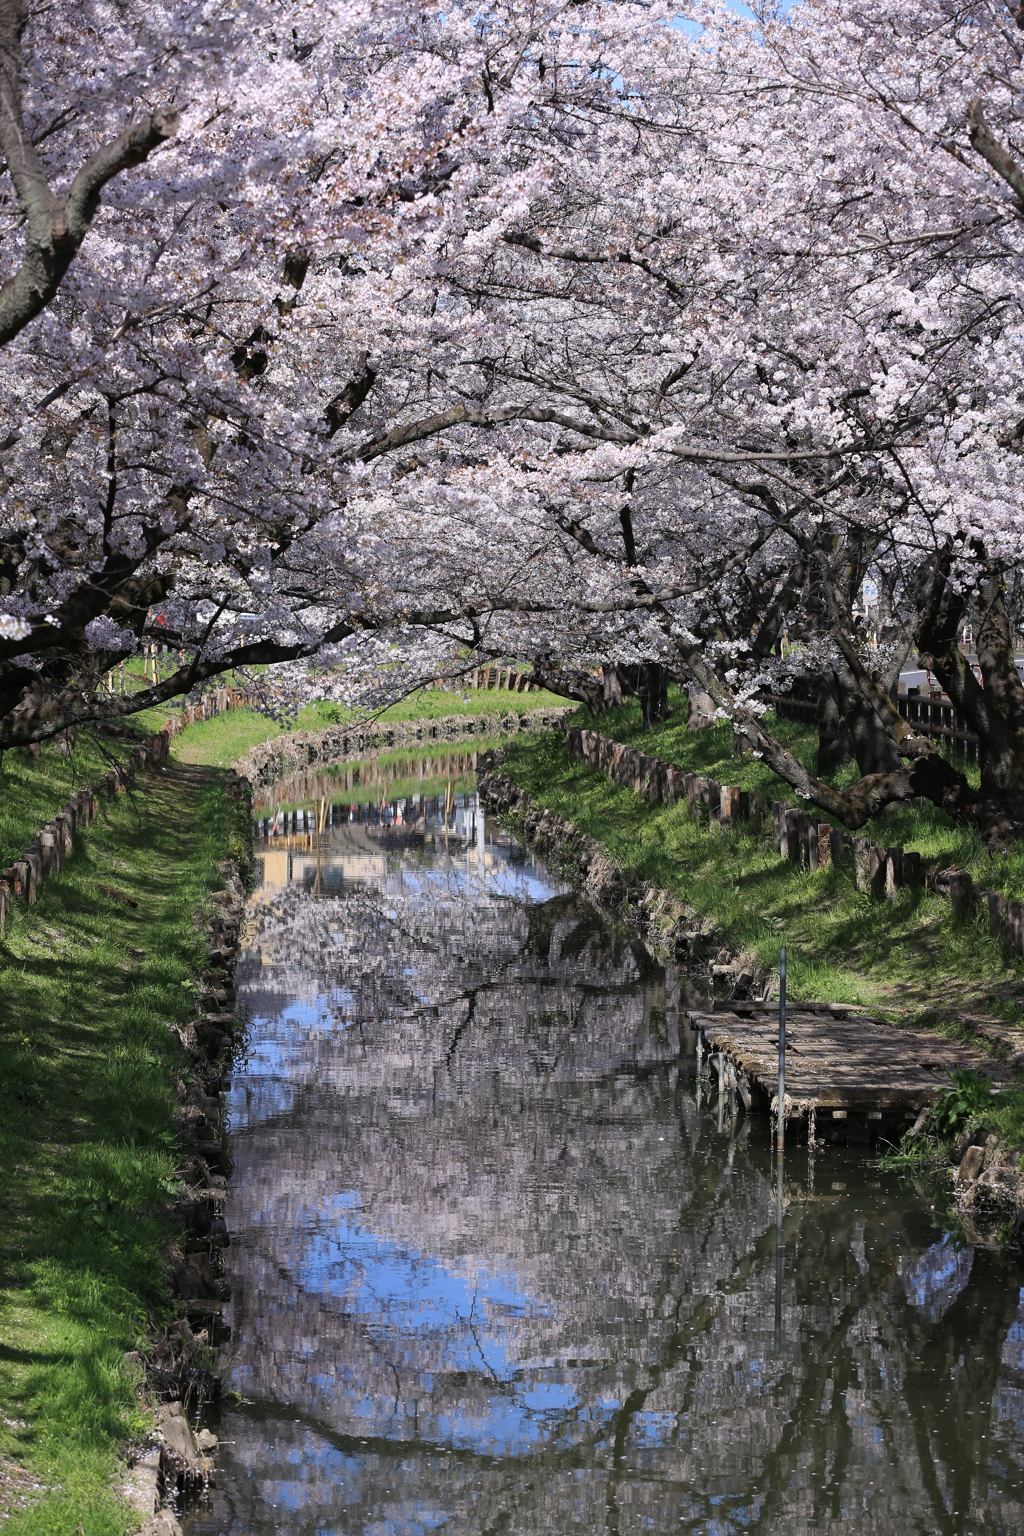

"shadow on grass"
[499, 730, 1024, 1015]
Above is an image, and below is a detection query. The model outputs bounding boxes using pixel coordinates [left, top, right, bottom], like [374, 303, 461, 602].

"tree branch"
[967, 96, 1024, 209]
[0, 0, 178, 345]
[338, 398, 886, 468]
[680, 645, 971, 829]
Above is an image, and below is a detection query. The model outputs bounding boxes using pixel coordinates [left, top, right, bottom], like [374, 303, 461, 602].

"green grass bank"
[0, 761, 242, 1534]
[0, 736, 140, 875]
[140, 685, 567, 770]
[583, 687, 1024, 900]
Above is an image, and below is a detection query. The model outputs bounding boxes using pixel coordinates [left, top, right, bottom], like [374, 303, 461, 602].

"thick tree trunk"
[636, 662, 670, 730]
[592, 660, 672, 728]
[844, 688, 904, 776]
[918, 558, 1024, 844]
[687, 686, 717, 731]
[602, 666, 623, 708]
[816, 678, 853, 778]
[525, 663, 606, 714]
[679, 645, 971, 831]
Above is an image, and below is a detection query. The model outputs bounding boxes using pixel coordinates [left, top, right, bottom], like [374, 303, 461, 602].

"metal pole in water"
[777, 945, 787, 1159]
[695, 1030, 703, 1112]
[774, 1156, 784, 1349]
[774, 944, 787, 1350]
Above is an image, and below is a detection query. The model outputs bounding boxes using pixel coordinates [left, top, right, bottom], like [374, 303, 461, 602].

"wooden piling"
[885, 847, 903, 901]
[985, 889, 1008, 940]
[853, 835, 871, 892]
[817, 823, 833, 869]
[948, 871, 975, 923]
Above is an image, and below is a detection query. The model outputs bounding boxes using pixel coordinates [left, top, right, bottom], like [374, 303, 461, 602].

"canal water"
[185, 785, 1024, 1534]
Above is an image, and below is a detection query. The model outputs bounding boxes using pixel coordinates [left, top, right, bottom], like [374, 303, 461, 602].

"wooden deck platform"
[685, 1001, 1009, 1143]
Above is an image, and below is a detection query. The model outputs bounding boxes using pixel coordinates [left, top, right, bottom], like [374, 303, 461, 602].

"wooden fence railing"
[770, 689, 980, 762]
[164, 684, 250, 735]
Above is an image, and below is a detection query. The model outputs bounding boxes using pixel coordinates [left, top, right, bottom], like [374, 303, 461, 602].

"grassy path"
[0, 762, 238, 1535]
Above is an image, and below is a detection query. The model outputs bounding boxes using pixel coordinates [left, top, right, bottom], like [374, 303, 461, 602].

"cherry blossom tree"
[331, 0, 1024, 843]
[7, 0, 1024, 843]
[0, 1, 642, 743]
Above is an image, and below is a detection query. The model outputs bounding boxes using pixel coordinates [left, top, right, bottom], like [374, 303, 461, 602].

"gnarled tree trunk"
[815, 678, 853, 778]
[636, 662, 670, 730]
[918, 554, 1024, 844]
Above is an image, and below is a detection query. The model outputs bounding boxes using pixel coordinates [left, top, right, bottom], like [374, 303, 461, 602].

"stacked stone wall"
[236, 707, 574, 790]
[477, 762, 718, 963]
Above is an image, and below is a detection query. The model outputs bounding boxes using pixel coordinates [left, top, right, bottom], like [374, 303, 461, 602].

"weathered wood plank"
[686, 1006, 1006, 1119]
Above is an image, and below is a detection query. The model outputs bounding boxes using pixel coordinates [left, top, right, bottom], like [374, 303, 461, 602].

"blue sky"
[672, 1, 790, 38]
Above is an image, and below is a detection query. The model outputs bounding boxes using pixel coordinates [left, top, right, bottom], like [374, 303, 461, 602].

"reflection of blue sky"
[231, 996, 355, 1124]
[290, 1192, 592, 1456]
[214, 795, 1024, 1534]
[235, 837, 571, 1129]
[1002, 1292, 1024, 1373]
[898, 1238, 974, 1324]
[396, 858, 561, 908]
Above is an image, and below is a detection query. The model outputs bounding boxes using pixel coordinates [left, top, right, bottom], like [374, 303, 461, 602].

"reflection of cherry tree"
[243, 834, 670, 1081]
[192, 835, 1024, 1536]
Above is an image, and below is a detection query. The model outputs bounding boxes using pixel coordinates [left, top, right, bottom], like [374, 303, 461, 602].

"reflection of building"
[186, 797, 1024, 1536]
[252, 792, 494, 904]
[257, 845, 387, 893]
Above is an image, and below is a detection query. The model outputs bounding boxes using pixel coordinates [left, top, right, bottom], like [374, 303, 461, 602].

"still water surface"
[186, 789, 1024, 1534]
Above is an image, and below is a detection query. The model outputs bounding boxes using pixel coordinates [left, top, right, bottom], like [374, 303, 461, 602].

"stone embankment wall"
[477, 762, 718, 963]
[950, 1125, 1024, 1249]
[567, 725, 761, 825]
[0, 728, 172, 930]
[237, 707, 574, 791]
[129, 771, 252, 1536]
[567, 725, 1024, 959]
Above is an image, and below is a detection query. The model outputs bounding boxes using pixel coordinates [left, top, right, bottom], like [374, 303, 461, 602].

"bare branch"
[339, 398, 883, 467]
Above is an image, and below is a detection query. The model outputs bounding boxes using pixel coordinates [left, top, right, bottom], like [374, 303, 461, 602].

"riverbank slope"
[494, 726, 1024, 1138]
[0, 761, 242, 1535]
[140, 685, 568, 770]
